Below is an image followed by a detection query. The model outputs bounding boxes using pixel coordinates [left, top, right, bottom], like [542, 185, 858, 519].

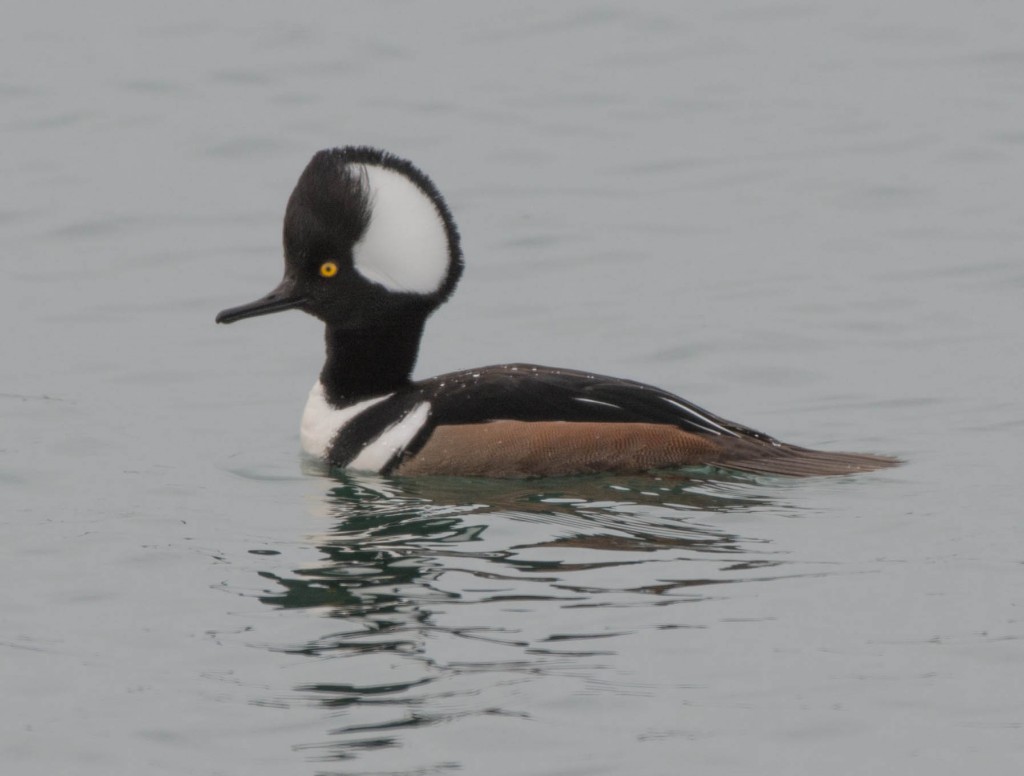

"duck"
[216, 146, 898, 478]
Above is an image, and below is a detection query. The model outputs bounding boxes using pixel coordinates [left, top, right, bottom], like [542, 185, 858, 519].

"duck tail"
[716, 443, 901, 477]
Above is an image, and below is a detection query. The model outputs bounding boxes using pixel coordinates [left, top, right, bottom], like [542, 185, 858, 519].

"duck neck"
[320, 318, 426, 405]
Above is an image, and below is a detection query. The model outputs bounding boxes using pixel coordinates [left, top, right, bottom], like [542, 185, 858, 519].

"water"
[3, 1, 1024, 773]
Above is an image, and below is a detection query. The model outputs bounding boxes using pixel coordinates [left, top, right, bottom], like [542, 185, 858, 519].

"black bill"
[215, 277, 305, 324]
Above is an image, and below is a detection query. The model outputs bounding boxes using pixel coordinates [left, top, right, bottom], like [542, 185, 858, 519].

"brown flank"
[392, 420, 898, 478]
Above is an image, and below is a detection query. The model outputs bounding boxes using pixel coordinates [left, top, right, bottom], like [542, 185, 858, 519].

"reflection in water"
[257, 470, 791, 764]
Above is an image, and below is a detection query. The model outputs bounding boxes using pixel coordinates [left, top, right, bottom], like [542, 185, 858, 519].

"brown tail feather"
[715, 444, 900, 477]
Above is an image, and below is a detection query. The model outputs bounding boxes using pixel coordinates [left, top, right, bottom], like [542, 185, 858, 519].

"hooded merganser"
[216, 146, 897, 478]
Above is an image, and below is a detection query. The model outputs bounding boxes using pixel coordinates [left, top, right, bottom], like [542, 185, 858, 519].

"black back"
[328, 363, 779, 471]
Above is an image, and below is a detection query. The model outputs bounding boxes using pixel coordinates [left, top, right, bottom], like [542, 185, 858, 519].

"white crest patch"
[348, 401, 432, 473]
[300, 382, 391, 458]
[352, 165, 450, 295]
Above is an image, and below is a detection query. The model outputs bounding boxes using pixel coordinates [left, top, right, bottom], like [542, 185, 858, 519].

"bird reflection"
[255, 468, 791, 762]
[260, 467, 785, 614]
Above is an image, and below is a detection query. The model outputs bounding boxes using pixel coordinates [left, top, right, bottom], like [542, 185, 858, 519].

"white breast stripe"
[348, 401, 432, 473]
[661, 397, 736, 437]
[352, 165, 449, 294]
[300, 382, 391, 458]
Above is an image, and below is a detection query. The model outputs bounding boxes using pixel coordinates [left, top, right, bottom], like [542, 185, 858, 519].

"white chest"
[299, 382, 432, 473]
[300, 382, 390, 460]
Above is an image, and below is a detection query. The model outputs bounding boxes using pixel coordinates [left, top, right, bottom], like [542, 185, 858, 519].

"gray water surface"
[3, 2, 1024, 774]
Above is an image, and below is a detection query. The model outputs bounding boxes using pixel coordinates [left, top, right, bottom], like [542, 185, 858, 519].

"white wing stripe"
[660, 397, 737, 437]
[573, 397, 622, 409]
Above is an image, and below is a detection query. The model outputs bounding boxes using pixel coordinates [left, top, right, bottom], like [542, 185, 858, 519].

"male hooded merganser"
[216, 146, 897, 478]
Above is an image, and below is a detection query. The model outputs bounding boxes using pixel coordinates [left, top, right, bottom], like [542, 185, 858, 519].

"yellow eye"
[319, 261, 338, 278]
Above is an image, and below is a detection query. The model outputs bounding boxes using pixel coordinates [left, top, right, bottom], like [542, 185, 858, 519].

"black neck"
[320, 318, 426, 405]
